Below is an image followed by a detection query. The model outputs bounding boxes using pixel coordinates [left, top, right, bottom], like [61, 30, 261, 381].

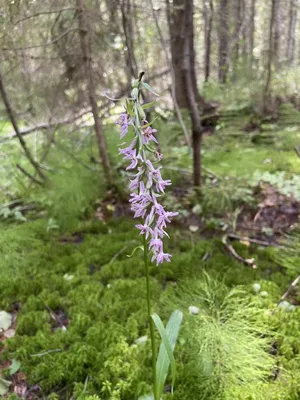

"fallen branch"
[278, 274, 300, 304]
[222, 235, 257, 268]
[227, 233, 285, 248]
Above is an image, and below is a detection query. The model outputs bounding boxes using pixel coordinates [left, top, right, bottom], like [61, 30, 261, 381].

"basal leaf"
[152, 310, 183, 398]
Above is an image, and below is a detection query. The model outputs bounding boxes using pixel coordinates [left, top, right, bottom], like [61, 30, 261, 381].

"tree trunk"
[203, 0, 214, 81]
[168, 0, 211, 111]
[121, 0, 138, 86]
[168, 0, 189, 108]
[233, 0, 242, 68]
[183, 0, 204, 186]
[273, 0, 281, 67]
[77, 0, 111, 184]
[0, 69, 45, 183]
[287, 0, 298, 64]
[264, 0, 276, 106]
[218, 0, 229, 84]
[249, 0, 256, 70]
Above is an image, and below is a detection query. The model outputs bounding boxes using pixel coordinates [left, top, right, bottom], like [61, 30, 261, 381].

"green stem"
[143, 235, 158, 400]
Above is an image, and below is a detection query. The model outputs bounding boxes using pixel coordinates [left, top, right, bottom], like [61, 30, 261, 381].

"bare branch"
[1, 28, 78, 51]
[13, 9, 76, 25]
[0, 68, 45, 181]
[16, 164, 43, 185]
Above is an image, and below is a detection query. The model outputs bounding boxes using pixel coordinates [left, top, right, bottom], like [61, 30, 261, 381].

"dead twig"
[31, 349, 63, 357]
[45, 305, 67, 331]
[228, 233, 285, 248]
[278, 274, 300, 305]
[222, 235, 257, 268]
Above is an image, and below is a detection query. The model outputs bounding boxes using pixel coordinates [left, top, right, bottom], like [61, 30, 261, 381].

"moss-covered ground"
[1, 108, 300, 399]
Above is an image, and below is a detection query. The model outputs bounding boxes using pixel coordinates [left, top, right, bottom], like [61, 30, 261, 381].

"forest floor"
[1, 107, 300, 399]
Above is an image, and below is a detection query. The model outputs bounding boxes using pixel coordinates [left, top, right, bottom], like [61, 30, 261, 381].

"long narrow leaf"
[141, 82, 159, 97]
[152, 310, 183, 397]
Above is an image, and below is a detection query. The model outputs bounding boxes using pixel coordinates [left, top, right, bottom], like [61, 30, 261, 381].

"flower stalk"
[115, 75, 180, 399]
[143, 235, 158, 400]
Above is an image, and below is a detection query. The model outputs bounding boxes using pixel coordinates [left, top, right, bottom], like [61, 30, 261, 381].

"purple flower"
[136, 223, 153, 238]
[155, 252, 172, 265]
[116, 113, 131, 139]
[116, 102, 177, 265]
[142, 125, 158, 144]
[126, 150, 142, 170]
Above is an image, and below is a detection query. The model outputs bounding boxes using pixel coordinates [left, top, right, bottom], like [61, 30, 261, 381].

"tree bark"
[203, 0, 213, 81]
[0, 69, 45, 182]
[121, 0, 138, 86]
[264, 0, 276, 106]
[218, 0, 229, 84]
[168, 0, 211, 111]
[168, 0, 189, 108]
[249, 0, 256, 70]
[287, 0, 298, 64]
[77, 0, 112, 184]
[233, 0, 242, 68]
[273, 0, 281, 67]
[183, 0, 204, 187]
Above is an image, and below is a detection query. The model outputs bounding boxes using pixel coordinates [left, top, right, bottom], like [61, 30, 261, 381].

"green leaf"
[9, 359, 21, 375]
[126, 245, 144, 258]
[141, 117, 158, 129]
[0, 378, 10, 396]
[141, 100, 158, 110]
[141, 82, 159, 97]
[152, 310, 183, 397]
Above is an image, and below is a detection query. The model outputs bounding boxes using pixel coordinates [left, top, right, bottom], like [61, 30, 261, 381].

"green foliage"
[200, 179, 255, 216]
[167, 276, 274, 400]
[251, 171, 300, 200]
[30, 166, 104, 232]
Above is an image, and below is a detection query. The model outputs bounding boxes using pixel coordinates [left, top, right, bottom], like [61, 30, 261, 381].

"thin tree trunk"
[77, 0, 111, 184]
[233, 0, 242, 69]
[150, 0, 191, 147]
[0, 69, 45, 182]
[218, 0, 229, 84]
[287, 0, 298, 63]
[249, 0, 256, 70]
[273, 0, 281, 67]
[183, 0, 204, 186]
[203, 0, 213, 81]
[264, 0, 276, 106]
[121, 0, 138, 86]
[168, 0, 189, 109]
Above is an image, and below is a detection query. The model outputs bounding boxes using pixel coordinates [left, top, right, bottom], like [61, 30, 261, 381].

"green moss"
[0, 217, 299, 399]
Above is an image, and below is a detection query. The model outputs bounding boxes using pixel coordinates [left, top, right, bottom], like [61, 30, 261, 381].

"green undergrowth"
[0, 218, 300, 399]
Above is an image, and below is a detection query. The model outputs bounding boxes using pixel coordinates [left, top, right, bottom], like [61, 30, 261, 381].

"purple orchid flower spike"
[116, 84, 178, 265]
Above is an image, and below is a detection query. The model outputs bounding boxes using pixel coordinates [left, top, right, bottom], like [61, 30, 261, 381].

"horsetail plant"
[115, 73, 183, 400]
